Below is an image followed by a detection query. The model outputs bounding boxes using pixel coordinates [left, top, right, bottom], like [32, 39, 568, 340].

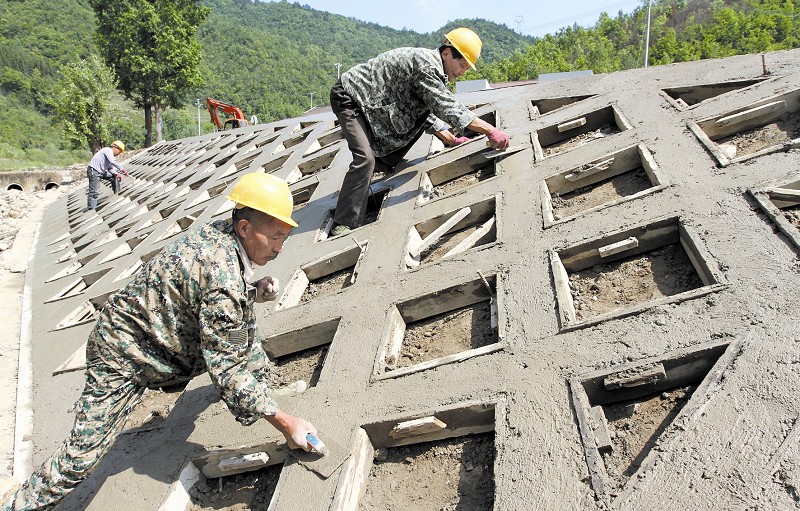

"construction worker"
[3, 173, 318, 510]
[328, 27, 511, 237]
[86, 140, 129, 210]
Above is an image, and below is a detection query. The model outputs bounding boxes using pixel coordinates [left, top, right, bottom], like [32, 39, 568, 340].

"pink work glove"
[115, 174, 123, 181]
[487, 129, 510, 150]
[451, 136, 471, 146]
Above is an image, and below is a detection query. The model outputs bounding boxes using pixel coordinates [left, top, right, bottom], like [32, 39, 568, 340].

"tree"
[90, 0, 209, 146]
[53, 54, 115, 154]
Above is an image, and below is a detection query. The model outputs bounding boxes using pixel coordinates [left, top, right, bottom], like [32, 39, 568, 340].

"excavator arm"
[206, 97, 249, 131]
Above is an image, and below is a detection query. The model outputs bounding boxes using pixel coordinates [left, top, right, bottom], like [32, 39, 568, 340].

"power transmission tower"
[515, 15, 523, 34]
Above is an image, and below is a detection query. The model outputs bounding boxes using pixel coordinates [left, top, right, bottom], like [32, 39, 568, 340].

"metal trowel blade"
[287, 431, 351, 479]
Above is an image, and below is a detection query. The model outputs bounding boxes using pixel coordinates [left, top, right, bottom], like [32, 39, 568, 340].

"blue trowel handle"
[306, 433, 329, 456]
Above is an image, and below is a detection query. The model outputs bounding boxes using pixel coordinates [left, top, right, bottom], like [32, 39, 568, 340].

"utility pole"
[310, 92, 314, 110]
[515, 15, 523, 34]
[644, 0, 652, 68]
[334, 62, 342, 80]
[195, 98, 201, 136]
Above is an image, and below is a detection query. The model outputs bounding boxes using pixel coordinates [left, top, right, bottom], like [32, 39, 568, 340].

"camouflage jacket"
[88, 219, 276, 425]
[342, 47, 476, 157]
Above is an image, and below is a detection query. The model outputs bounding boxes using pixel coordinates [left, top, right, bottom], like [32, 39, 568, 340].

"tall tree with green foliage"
[90, 0, 209, 147]
[53, 54, 115, 154]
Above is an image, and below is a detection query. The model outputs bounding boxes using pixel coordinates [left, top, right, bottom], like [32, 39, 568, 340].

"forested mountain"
[0, 0, 798, 170]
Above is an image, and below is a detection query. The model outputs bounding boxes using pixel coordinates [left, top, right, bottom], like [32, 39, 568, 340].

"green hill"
[0, 0, 798, 170]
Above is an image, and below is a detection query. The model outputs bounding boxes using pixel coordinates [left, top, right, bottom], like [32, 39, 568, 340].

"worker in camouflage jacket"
[328, 27, 511, 237]
[4, 173, 318, 511]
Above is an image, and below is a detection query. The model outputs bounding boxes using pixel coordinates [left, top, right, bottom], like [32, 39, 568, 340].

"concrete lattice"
[18, 50, 800, 510]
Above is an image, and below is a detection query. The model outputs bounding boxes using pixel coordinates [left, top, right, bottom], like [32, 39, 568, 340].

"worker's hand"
[254, 276, 280, 303]
[265, 411, 318, 451]
[115, 174, 123, 181]
[122, 168, 130, 176]
[451, 136, 471, 146]
[487, 128, 510, 150]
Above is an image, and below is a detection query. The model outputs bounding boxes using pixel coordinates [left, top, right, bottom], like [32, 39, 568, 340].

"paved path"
[0, 185, 79, 484]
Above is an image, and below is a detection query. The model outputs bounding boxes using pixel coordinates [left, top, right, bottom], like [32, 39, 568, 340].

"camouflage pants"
[6, 362, 145, 511]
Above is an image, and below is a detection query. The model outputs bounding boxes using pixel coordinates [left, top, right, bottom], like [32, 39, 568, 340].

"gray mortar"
[12, 50, 800, 510]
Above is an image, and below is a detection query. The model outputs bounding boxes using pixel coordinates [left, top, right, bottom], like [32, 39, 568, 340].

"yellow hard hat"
[111, 140, 125, 153]
[226, 173, 298, 227]
[444, 28, 482, 70]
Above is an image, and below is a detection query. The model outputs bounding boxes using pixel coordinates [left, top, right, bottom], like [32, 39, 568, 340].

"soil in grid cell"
[432, 165, 494, 199]
[398, 300, 497, 368]
[360, 432, 495, 511]
[600, 386, 694, 492]
[269, 344, 328, 387]
[781, 204, 800, 229]
[551, 167, 652, 219]
[418, 223, 492, 264]
[716, 110, 800, 157]
[300, 267, 354, 304]
[123, 384, 187, 431]
[189, 463, 281, 511]
[568, 243, 704, 320]
[543, 123, 620, 157]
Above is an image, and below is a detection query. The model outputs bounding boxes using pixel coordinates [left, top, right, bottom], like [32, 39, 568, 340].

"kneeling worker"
[329, 27, 511, 237]
[4, 173, 318, 510]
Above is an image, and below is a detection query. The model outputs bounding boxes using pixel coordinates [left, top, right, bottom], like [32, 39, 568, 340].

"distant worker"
[328, 27, 511, 237]
[250, 114, 259, 125]
[86, 140, 128, 210]
[3, 173, 318, 510]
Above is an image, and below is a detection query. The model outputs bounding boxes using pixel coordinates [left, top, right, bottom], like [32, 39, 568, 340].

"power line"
[522, 0, 641, 35]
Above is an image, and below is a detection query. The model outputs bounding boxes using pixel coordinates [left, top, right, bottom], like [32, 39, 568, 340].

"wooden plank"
[603, 363, 666, 390]
[217, 451, 269, 473]
[590, 406, 613, 451]
[598, 236, 639, 258]
[716, 100, 786, 126]
[550, 252, 576, 324]
[558, 117, 587, 132]
[197, 443, 288, 479]
[389, 416, 447, 440]
[330, 429, 374, 511]
[442, 216, 495, 258]
[565, 158, 615, 182]
[767, 187, 800, 204]
[409, 207, 471, 258]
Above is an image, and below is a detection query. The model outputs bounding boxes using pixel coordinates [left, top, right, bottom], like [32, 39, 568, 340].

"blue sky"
[263, 0, 644, 37]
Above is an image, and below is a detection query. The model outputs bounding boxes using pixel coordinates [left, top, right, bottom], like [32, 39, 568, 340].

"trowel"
[482, 141, 529, 159]
[286, 432, 351, 478]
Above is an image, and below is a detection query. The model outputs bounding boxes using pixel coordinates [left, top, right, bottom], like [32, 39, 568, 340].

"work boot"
[330, 224, 352, 237]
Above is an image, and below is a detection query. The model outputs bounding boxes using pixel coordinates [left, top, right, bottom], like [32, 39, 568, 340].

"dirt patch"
[568, 243, 704, 320]
[397, 301, 497, 368]
[601, 386, 695, 492]
[717, 110, 800, 157]
[300, 267, 353, 304]
[552, 167, 653, 219]
[189, 464, 282, 511]
[418, 223, 493, 264]
[543, 124, 620, 157]
[359, 432, 495, 511]
[268, 344, 328, 387]
[433, 165, 495, 198]
[782, 204, 800, 229]
[123, 385, 186, 431]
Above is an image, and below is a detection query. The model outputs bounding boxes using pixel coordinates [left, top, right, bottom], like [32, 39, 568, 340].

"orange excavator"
[206, 97, 249, 131]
